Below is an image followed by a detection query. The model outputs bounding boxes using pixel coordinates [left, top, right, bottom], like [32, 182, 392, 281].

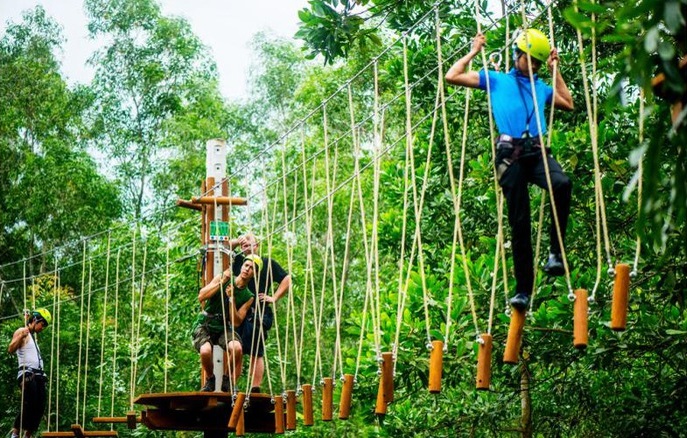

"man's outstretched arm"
[445, 33, 486, 88]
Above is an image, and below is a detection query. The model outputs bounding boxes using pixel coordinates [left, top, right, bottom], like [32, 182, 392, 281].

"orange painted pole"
[503, 308, 526, 364]
[338, 374, 354, 419]
[286, 390, 297, 430]
[235, 408, 245, 436]
[191, 195, 248, 206]
[374, 377, 387, 416]
[322, 378, 333, 421]
[611, 263, 630, 331]
[476, 333, 493, 390]
[274, 395, 285, 434]
[428, 340, 444, 394]
[228, 392, 245, 429]
[381, 352, 394, 403]
[302, 384, 314, 426]
[574, 289, 589, 349]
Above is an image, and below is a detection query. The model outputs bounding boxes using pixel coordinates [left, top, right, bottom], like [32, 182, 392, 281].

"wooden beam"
[92, 416, 140, 425]
[176, 199, 202, 211]
[191, 196, 247, 206]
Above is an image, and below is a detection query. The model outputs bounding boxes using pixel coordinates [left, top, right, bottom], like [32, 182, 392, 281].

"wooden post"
[381, 352, 394, 403]
[228, 392, 245, 429]
[338, 374, 354, 419]
[322, 378, 333, 421]
[286, 390, 297, 430]
[574, 289, 589, 349]
[428, 340, 444, 394]
[611, 264, 630, 331]
[302, 384, 314, 426]
[126, 411, 137, 429]
[235, 408, 245, 436]
[374, 377, 387, 416]
[274, 394, 285, 434]
[476, 333, 493, 390]
[503, 308, 526, 364]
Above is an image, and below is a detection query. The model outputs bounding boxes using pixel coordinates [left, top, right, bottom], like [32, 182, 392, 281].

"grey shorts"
[192, 325, 242, 352]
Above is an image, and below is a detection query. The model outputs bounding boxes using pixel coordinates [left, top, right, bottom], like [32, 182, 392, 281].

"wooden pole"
[274, 394, 285, 434]
[235, 408, 245, 436]
[322, 378, 333, 421]
[428, 340, 443, 393]
[191, 195, 248, 206]
[302, 384, 314, 426]
[573, 289, 589, 349]
[374, 377, 387, 416]
[611, 263, 630, 331]
[381, 352, 394, 403]
[286, 390, 297, 430]
[228, 392, 245, 429]
[338, 374, 354, 419]
[503, 308, 526, 364]
[476, 333, 493, 390]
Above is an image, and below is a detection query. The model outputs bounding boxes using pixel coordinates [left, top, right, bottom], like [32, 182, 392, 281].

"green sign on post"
[210, 221, 229, 241]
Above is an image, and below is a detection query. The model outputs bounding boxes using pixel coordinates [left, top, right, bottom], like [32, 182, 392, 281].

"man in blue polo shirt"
[445, 29, 574, 311]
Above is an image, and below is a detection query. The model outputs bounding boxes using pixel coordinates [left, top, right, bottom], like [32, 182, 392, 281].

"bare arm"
[198, 268, 232, 303]
[231, 297, 255, 326]
[258, 274, 292, 304]
[548, 49, 574, 111]
[8, 327, 29, 354]
[445, 33, 486, 88]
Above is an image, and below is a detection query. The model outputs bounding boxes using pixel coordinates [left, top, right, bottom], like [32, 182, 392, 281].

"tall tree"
[85, 0, 224, 219]
[0, 6, 121, 278]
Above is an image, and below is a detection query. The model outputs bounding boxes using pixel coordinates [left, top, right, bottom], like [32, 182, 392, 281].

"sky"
[0, 0, 309, 99]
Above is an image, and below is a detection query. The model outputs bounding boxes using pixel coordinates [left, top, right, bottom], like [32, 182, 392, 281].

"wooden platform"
[134, 391, 277, 433]
[42, 425, 118, 438]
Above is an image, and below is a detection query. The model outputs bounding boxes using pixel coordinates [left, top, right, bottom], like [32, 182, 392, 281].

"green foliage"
[2, 0, 687, 437]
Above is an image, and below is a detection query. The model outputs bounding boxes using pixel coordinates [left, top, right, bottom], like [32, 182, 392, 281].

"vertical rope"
[131, 242, 148, 401]
[81, 259, 94, 425]
[164, 243, 170, 392]
[55, 272, 61, 428]
[128, 229, 137, 410]
[573, 0, 610, 299]
[403, 35, 434, 345]
[110, 249, 121, 426]
[632, 92, 645, 276]
[97, 233, 112, 416]
[76, 241, 87, 423]
[47, 258, 58, 430]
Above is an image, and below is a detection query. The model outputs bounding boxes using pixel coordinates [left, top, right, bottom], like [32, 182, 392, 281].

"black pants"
[13, 372, 47, 432]
[497, 144, 572, 296]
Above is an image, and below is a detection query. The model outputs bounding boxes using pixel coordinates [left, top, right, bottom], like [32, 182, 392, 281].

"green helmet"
[32, 308, 52, 326]
[514, 29, 551, 63]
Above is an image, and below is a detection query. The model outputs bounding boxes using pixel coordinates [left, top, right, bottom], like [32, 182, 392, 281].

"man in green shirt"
[192, 254, 262, 391]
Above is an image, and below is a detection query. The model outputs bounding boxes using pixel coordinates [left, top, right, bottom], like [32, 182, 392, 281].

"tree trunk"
[520, 358, 533, 438]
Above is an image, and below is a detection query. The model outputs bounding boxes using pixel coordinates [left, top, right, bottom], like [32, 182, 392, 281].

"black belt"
[19, 367, 45, 376]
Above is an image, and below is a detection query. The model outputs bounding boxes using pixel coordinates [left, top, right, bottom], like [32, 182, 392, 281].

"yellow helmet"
[33, 308, 52, 326]
[515, 29, 551, 63]
[244, 254, 263, 272]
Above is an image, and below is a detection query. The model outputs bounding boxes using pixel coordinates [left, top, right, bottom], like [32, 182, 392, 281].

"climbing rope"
[97, 233, 112, 417]
[76, 241, 87, 423]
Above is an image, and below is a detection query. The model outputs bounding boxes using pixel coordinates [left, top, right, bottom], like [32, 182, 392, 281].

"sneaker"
[201, 375, 215, 392]
[543, 253, 565, 277]
[221, 375, 230, 392]
[509, 292, 530, 311]
[250, 386, 261, 394]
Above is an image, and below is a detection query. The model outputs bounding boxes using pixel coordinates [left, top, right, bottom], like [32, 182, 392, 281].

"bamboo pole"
[322, 378, 333, 421]
[476, 333, 493, 390]
[428, 340, 444, 393]
[302, 384, 314, 426]
[338, 374, 354, 419]
[611, 264, 630, 331]
[573, 289, 589, 348]
[503, 309, 526, 364]
[286, 390, 297, 430]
